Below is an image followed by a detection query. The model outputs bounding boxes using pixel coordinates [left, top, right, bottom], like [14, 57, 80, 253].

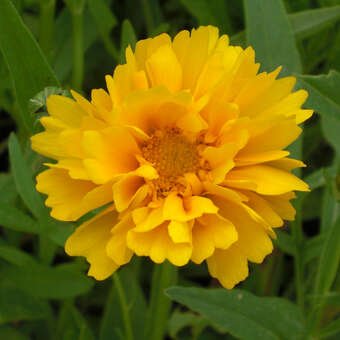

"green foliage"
[0, 0, 59, 134]
[0, 0, 340, 339]
[166, 287, 305, 340]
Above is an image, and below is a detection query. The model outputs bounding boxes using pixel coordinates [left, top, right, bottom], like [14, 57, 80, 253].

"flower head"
[31, 26, 312, 288]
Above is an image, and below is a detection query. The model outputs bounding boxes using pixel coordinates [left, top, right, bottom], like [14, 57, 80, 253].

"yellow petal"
[116, 87, 192, 134]
[113, 175, 144, 212]
[127, 223, 192, 266]
[227, 165, 309, 195]
[163, 193, 218, 222]
[82, 128, 139, 183]
[203, 182, 247, 203]
[243, 191, 283, 228]
[37, 168, 113, 221]
[240, 119, 301, 154]
[191, 214, 238, 264]
[133, 206, 165, 232]
[264, 193, 296, 221]
[168, 220, 192, 243]
[207, 245, 249, 289]
[235, 150, 290, 166]
[46, 95, 86, 127]
[146, 44, 182, 92]
[214, 197, 273, 263]
[65, 206, 119, 280]
[106, 214, 134, 266]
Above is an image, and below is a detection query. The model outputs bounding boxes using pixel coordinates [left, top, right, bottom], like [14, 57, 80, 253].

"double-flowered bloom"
[31, 26, 312, 288]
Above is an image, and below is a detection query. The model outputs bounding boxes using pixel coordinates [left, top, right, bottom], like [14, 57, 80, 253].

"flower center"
[142, 128, 200, 196]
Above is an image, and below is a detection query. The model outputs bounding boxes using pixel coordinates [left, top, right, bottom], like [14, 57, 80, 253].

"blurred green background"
[0, 0, 340, 339]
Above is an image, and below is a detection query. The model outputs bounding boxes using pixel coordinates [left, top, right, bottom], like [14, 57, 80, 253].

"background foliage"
[0, 0, 340, 339]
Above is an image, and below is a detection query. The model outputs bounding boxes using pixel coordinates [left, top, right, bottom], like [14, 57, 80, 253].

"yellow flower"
[31, 26, 312, 288]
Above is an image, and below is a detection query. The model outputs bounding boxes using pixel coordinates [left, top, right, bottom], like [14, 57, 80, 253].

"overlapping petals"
[31, 25, 312, 289]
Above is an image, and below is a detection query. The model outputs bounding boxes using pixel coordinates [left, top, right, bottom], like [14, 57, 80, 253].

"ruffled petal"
[65, 206, 119, 280]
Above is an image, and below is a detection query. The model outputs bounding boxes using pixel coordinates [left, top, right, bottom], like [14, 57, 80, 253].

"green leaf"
[28, 86, 70, 115]
[0, 204, 30, 233]
[320, 318, 340, 339]
[54, 9, 99, 82]
[275, 230, 295, 255]
[0, 174, 17, 203]
[244, 0, 302, 75]
[0, 244, 36, 266]
[0, 286, 49, 323]
[180, 0, 232, 34]
[8, 133, 74, 246]
[314, 215, 340, 299]
[56, 302, 95, 340]
[145, 262, 178, 340]
[302, 234, 325, 264]
[322, 115, 340, 155]
[168, 311, 212, 339]
[231, 6, 340, 48]
[8, 133, 48, 221]
[0, 262, 94, 299]
[88, 0, 117, 36]
[290, 5, 340, 40]
[100, 267, 147, 340]
[0, 0, 59, 133]
[0, 326, 30, 340]
[120, 19, 137, 64]
[296, 71, 340, 122]
[166, 287, 305, 340]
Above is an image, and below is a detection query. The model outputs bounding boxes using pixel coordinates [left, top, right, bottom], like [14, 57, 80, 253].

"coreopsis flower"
[31, 26, 312, 289]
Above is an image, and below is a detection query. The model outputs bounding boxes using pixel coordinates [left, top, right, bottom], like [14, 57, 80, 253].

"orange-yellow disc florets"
[142, 128, 200, 196]
[31, 25, 313, 289]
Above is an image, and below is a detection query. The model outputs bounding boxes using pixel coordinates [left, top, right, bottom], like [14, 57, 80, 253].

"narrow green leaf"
[0, 245, 36, 266]
[56, 302, 95, 340]
[0, 326, 30, 340]
[314, 215, 340, 298]
[275, 230, 296, 255]
[320, 318, 340, 339]
[180, 0, 217, 26]
[88, 0, 117, 36]
[0, 286, 49, 323]
[145, 262, 178, 340]
[120, 19, 137, 63]
[54, 9, 98, 82]
[100, 267, 147, 340]
[168, 311, 212, 339]
[244, 0, 302, 75]
[0, 204, 39, 235]
[0, 0, 59, 133]
[8, 133, 74, 246]
[0, 262, 94, 299]
[231, 6, 340, 47]
[296, 71, 340, 121]
[302, 234, 325, 264]
[0, 174, 17, 203]
[181, 0, 232, 34]
[8, 133, 48, 220]
[166, 287, 305, 340]
[290, 6, 340, 39]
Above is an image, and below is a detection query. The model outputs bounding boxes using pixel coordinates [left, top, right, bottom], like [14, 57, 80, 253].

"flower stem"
[39, 0, 56, 60]
[291, 194, 305, 312]
[113, 272, 134, 340]
[65, 0, 86, 91]
[145, 261, 178, 340]
[71, 9, 84, 91]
